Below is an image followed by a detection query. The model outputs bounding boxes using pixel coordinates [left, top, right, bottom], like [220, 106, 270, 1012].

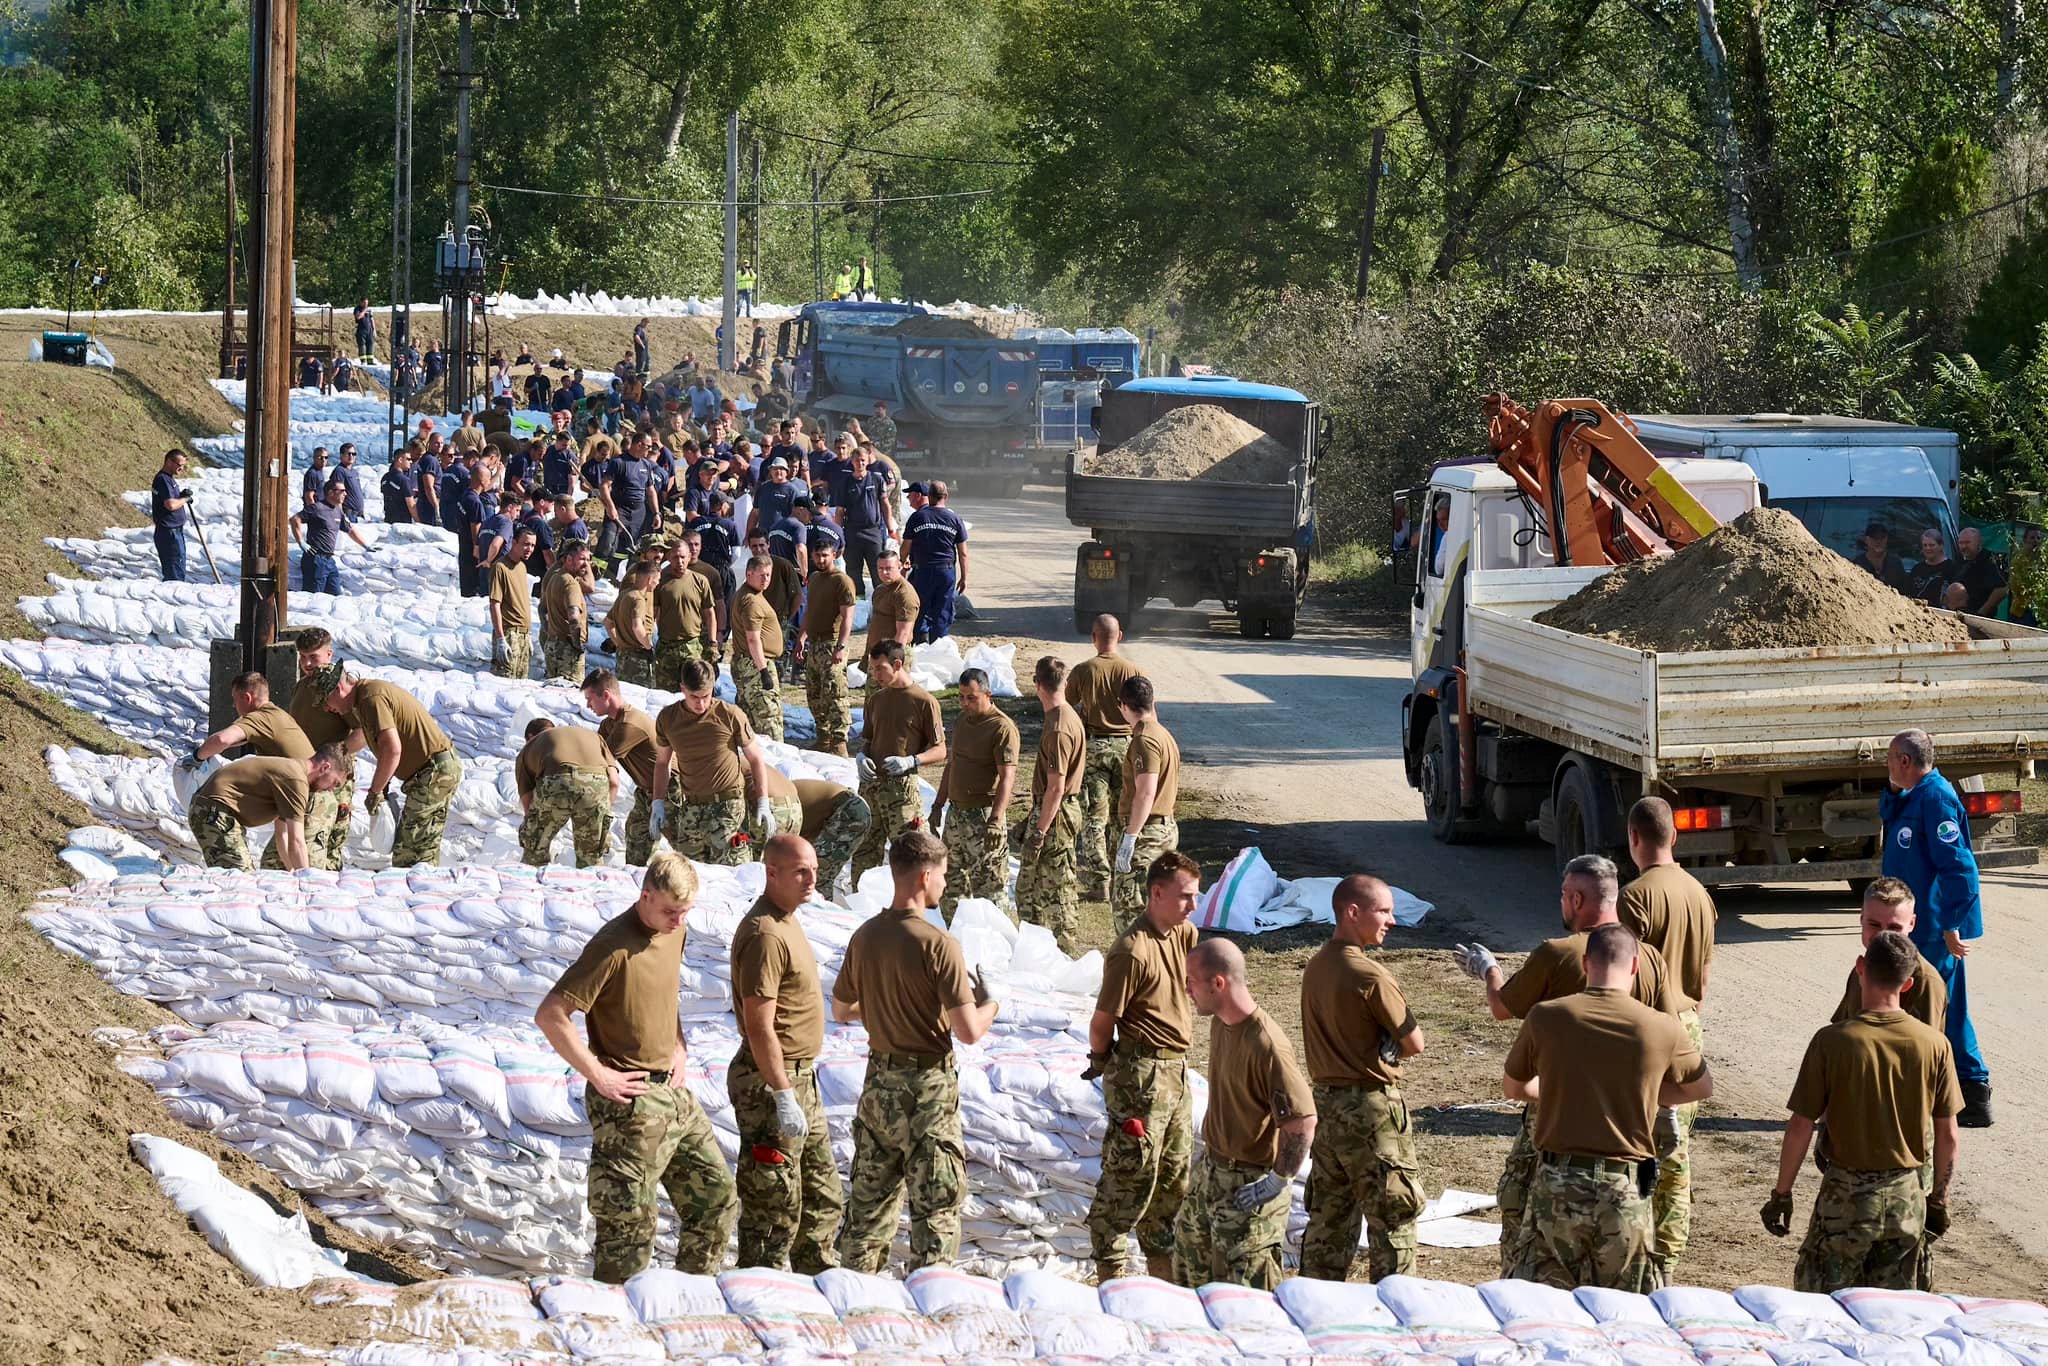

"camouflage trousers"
[654, 636, 707, 693]
[728, 1051, 844, 1273]
[1498, 1104, 1539, 1270]
[519, 769, 612, 867]
[1507, 1160, 1660, 1292]
[665, 794, 752, 866]
[190, 797, 255, 870]
[315, 792, 352, 869]
[838, 1055, 966, 1274]
[1075, 736, 1129, 884]
[585, 1080, 737, 1282]
[542, 635, 586, 682]
[1087, 1048, 1192, 1281]
[849, 774, 922, 887]
[749, 794, 803, 847]
[1301, 1084, 1427, 1282]
[616, 646, 655, 690]
[1174, 1151, 1291, 1290]
[941, 804, 1011, 917]
[624, 774, 684, 867]
[803, 644, 850, 755]
[812, 790, 871, 896]
[1014, 795, 1083, 954]
[734, 659, 786, 742]
[490, 631, 532, 681]
[1794, 1166, 1925, 1294]
[391, 749, 464, 868]
[260, 788, 341, 871]
[1110, 816, 1179, 936]
[1652, 1009, 1703, 1272]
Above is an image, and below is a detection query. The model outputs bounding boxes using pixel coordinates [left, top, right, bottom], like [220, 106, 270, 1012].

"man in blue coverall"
[1878, 727, 1992, 1127]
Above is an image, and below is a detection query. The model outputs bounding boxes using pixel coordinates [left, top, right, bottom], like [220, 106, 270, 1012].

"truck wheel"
[1269, 613, 1297, 641]
[1554, 765, 1612, 872]
[1238, 614, 1266, 639]
[1420, 715, 1467, 844]
[1073, 609, 1093, 637]
[1846, 877, 1875, 900]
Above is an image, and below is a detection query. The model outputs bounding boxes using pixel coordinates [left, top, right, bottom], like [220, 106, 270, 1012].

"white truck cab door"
[1412, 487, 1468, 680]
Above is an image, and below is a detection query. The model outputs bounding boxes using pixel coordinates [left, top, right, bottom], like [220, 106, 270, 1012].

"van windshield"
[1771, 496, 1959, 562]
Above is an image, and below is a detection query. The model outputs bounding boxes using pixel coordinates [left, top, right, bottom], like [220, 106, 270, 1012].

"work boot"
[1959, 1079, 1994, 1128]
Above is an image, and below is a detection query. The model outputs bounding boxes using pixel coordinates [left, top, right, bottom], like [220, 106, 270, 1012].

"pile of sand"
[1080, 403, 1298, 483]
[882, 315, 998, 341]
[1533, 506, 1972, 651]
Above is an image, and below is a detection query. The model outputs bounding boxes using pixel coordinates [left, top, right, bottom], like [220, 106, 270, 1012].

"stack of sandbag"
[40, 522, 468, 600]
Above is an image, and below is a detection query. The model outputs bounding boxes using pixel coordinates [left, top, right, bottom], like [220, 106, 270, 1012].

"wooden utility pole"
[219, 137, 237, 380]
[240, 0, 297, 664]
[720, 110, 738, 372]
[1354, 127, 1388, 305]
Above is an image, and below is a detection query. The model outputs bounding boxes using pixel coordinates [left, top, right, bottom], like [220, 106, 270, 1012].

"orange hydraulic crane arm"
[1481, 393, 1721, 565]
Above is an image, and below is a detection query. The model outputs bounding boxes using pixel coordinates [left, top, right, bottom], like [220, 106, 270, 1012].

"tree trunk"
[1734, 0, 1782, 267]
[658, 74, 694, 160]
[1693, 0, 1761, 289]
[1997, 0, 2023, 119]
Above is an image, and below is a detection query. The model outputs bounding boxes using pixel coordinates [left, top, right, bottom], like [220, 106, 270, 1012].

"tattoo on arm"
[1276, 1127, 1310, 1178]
[1933, 1153, 1953, 1202]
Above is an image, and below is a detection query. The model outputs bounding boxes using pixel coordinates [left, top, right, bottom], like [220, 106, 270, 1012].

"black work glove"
[1760, 1190, 1793, 1237]
[970, 966, 991, 1007]
[759, 666, 775, 691]
[1924, 1200, 1950, 1240]
[1080, 1052, 1109, 1082]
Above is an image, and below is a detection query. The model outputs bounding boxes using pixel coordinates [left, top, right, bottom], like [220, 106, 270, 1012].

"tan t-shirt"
[656, 570, 715, 643]
[1506, 988, 1704, 1161]
[795, 779, 850, 838]
[605, 587, 656, 652]
[862, 684, 942, 762]
[1033, 702, 1087, 805]
[1065, 653, 1139, 737]
[551, 908, 684, 1073]
[833, 906, 975, 1056]
[1301, 941, 1417, 1088]
[488, 559, 533, 635]
[599, 705, 662, 793]
[1834, 961, 1948, 1028]
[865, 577, 920, 648]
[1497, 931, 1676, 1018]
[541, 566, 588, 643]
[198, 756, 309, 827]
[1203, 1006, 1316, 1168]
[237, 703, 314, 760]
[289, 677, 351, 749]
[735, 586, 785, 660]
[344, 680, 450, 781]
[947, 709, 1019, 806]
[802, 570, 856, 641]
[1618, 863, 1716, 1011]
[688, 558, 723, 610]
[656, 698, 754, 800]
[765, 557, 803, 621]
[1788, 1010, 1962, 1170]
[1095, 918, 1195, 1052]
[515, 725, 614, 799]
[731, 894, 826, 1061]
[745, 763, 798, 805]
[1117, 718, 1180, 826]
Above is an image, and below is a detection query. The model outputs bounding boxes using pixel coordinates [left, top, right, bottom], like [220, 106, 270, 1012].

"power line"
[479, 182, 1007, 208]
[740, 119, 1027, 168]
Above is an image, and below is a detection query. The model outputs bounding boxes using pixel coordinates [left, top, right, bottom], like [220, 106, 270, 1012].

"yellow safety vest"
[737, 270, 756, 291]
[833, 271, 854, 297]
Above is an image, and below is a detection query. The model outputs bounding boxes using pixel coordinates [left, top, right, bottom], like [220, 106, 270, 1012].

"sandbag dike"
[1535, 507, 1972, 652]
[1079, 403, 1298, 483]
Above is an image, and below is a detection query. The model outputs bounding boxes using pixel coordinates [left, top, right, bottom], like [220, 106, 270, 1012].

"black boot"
[1959, 1078, 1994, 1128]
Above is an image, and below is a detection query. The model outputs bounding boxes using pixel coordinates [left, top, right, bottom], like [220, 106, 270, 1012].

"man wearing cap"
[290, 479, 371, 596]
[314, 666, 465, 866]
[1857, 523, 1909, 593]
[904, 480, 969, 643]
[750, 456, 802, 535]
[189, 745, 351, 871]
[799, 537, 858, 756]
[734, 554, 788, 742]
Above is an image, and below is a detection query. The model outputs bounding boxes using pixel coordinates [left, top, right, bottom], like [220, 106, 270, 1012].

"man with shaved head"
[1064, 614, 1139, 898]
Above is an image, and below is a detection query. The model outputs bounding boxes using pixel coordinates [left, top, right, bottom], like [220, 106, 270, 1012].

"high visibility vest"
[833, 271, 854, 296]
[737, 270, 756, 291]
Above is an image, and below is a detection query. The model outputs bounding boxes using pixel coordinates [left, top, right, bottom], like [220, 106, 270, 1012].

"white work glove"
[882, 755, 917, 778]
[855, 753, 877, 784]
[1114, 832, 1137, 874]
[1452, 942, 1500, 980]
[491, 635, 509, 667]
[754, 797, 776, 837]
[772, 1087, 809, 1139]
[931, 804, 948, 837]
[1233, 1171, 1287, 1211]
[649, 798, 668, 839]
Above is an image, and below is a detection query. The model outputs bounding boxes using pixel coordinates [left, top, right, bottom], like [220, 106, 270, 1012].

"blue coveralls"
[1879, 769, 1989, 1084]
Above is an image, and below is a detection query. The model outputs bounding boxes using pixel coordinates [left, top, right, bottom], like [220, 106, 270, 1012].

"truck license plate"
[1087, 561, 1117, 580]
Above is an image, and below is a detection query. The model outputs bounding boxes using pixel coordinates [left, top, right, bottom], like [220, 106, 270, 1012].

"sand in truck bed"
[1079, 403, 1297, 483]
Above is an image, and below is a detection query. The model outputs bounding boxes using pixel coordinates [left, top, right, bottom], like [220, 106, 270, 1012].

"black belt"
[643, 1069, 672, 1085]
[1541, 1151, 1638, 1176]
[1114, 1040, 1185, 1060]
[869, 1051, 954, 1071]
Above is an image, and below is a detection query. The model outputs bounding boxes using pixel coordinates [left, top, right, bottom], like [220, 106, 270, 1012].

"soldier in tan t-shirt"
[1766, 929, 1961, 1293]
[1085, 850, 1200, 1281]
[1065, 615, 1140, 893]
[1017, 655, 1089, 951]
[1502, 923, 1712, 1292]
[933, 668, 1019, 916]
[799, 540, 858, 755]
[1174, 936, 1316, 1290]
[314, 666, 464, 868]
[732, 555, 787, 742]
[190, 670, 340, 873]
[830, 832, 1000, 1273]
[848, 640, 946, 887]
[794, 777, 870, 895]
[863, 548, 919, 654]
[487, 527, 538, 679]
[604, 559, 659, 689]
[535, 853, 735, 1281]
[539, 540, 597, 682]
[583, 667, 680, 868]
[651, 658, 778, 866]
[728, 835, 844, 1271]
[514, 718, 619, 868]
[189, 747, 348, 871]
[1299, 874, 1429, 1282]
[654, 538, 716, 692]
[1111, 674, 1179, 933]
[288, 630, 356, 869]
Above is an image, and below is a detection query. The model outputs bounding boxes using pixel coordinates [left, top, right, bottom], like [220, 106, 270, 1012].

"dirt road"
[963, 486, 2048, 1276]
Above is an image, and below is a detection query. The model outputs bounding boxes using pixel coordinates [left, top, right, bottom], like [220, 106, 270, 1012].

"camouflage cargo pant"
[585, 1080, 737, 1282]
[260, 788, 340, 871]
[519, 769, 612, 867]
[543, 635, 586, 682]
[803, 645, 851, 755]
[728, 1051, 844, 1273]
[734, 659, 786, 742]
[837, 1056, 965, 1274]
[1174, 1151, 1290, 1290]
[812, 790, 870, 896]
[1014, 795, 1083, 954]
[849, 774, 922, 887]
[1301, 1083, 1427, 1282]
[491, 631, 532, 681]
[1793, 1166, 1924, 1294]
[1087, 1048, 1192, 1281]
[391, 749, 464, 867]
[1651, 1009, 1703, 1272]
[1507, 1160, 1660, 1292]
[654, 636, 707, 693]
[666, 795, 751, 866]
[616, 646, 655, 690]
[749, 794, 803, 847]
[1075, 736, 1129, 885]
[1110, 816, 1179, 936]
[190, 796, 254, 870]
[315, 792, 352, 869]
[624, 774, 684, 867]
[1498, 1104, 1539, 1271]
[941, 803, 1011, 917]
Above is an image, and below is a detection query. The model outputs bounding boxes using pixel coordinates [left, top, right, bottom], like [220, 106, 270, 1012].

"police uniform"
[939, 706, 1019, 916]
[599, 705, 681, 867]
[1110, 717, 1181, 934]
[1015, 698, 1087, 952]
[800, 568, 857, 756]
[1878, 771, 1989, 1100]
[190, 757, 311, 870]
[655, 699, 758, 866]
[1086, 915, 1196, 1280]
[1063, 652, 1139, 893]
[515, 726, 615, 867]
[904, 503, 967, 642]
[849, 681, 943, 887]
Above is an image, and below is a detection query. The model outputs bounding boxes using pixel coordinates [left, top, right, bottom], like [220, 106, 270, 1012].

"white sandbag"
[1098, 1276, 1235, 1357]
[1280, 1276, 1421, 1356]
[621, 1268, 762, 1357]
[905, 1265, 1033, 1357]
[1836, 1291, 1960, 1337]
[814, 1267, 951, 1352]
[1735, 1287, 1860, 1339]
[1192, 846, 1278, 933]
[130, 1133, 352, 1288]
[717, 1268, 857, 1357]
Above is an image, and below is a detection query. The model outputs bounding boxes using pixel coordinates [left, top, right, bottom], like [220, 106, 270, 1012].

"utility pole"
[1354, 127, 1388, 305]
[239, 0, 297, 666]
[444, 3, 478, 415]
[811, 166, 823, 302]
[721, 111, 738, 372]
[219, 137, 237, 380]
[389, 0, 416, 454]
[750, 137, 761, 301]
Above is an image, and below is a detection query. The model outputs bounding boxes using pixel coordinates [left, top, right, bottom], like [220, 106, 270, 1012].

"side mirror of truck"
[1090, 406, 1102, 431]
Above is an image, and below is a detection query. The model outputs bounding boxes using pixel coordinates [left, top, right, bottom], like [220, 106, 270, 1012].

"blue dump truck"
[775, 301, 1042, 497]
[1065, 375, 1321, 638]
[1018, 326, 1143, 477]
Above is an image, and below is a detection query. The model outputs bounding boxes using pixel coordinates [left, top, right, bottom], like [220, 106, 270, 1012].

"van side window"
[1426, 496, 1451, 578]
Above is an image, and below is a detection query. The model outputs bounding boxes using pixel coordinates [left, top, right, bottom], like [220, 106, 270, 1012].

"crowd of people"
[1855, 519, 2041, 624]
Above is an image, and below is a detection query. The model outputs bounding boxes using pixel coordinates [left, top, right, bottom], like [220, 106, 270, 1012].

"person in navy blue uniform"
[547, 492, 590, 568]
[517, 487, 555, 576]
[446, 465, 487, 598]
[749, 456, 801, 534]
[380, 448, 419, 523]
[334, 444, 367, 520]
[1878, 727, 1993, 1127]
[541, 430, 577, 499]
[302, 447, 332, 506]
[151, 449, 193, 582]
[291, 480, 369, 594]
[689, 498, 743, 579]
[903, 479, 969, 643]
[768, 495, 811, 569]
[831, 443, 895, 598]
[609, 431, 659, 548]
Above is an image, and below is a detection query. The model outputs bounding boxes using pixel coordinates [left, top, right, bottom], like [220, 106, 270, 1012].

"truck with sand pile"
[1065, 376, 1320, 638]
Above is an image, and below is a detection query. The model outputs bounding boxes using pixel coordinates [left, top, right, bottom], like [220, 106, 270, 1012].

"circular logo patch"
[1937, 820, 1961, 844]
[1896, 826, 1914, 848]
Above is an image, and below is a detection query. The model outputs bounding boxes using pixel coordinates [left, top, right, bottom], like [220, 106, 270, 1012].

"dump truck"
[1065, 375, 1320, 638]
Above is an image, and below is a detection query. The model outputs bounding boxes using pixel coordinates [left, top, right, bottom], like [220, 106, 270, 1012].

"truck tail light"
[1961, 791, 2023, 816]
[1672, 804, 1732, 832]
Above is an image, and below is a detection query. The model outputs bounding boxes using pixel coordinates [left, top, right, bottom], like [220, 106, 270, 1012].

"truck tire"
[1554, 764, 1622, 873]
[1269, 612, 1297, 641]
[1073, 609, 1093, 637]
[1238, 614, 1266, 639]
[1846, 877, 1875, 900]
[1420, 715, 1467, 844]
